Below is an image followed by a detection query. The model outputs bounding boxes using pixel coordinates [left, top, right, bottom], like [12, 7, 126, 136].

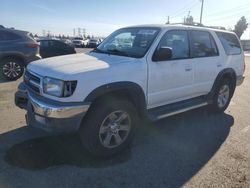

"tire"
[79, 97, 137, 157]
[210, 78, 233, 113]
[0, 58, 24, 81]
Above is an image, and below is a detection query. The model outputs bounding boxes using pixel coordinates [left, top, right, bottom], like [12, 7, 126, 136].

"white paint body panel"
[27, 53, 147, 103]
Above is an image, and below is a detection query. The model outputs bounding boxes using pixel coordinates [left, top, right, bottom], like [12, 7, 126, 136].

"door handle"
[185, 66, 192, 71]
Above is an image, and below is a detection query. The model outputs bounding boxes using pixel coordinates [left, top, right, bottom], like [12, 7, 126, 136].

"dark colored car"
[38, 39, 76, 58]
[0, 27, 41, 80]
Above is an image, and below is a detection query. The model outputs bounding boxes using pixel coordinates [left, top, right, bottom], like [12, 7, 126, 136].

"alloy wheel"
[2, 61, 22, 79]
[217, 84, 230, 108]
[99, 110, 131, 148]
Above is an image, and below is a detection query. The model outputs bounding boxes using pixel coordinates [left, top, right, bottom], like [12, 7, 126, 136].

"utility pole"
[166, 16, 170, 24]
[200, 0, 204, 24]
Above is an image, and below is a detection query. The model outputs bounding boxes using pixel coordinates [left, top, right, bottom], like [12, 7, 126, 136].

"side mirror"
[153, 47, 172, 62]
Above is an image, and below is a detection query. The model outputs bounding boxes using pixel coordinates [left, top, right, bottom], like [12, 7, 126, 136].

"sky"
[0, 0, 250, 39]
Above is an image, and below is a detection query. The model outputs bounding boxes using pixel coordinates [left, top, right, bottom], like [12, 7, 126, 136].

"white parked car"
[15, 24, 245, 157]
[72, 37, 88, 47]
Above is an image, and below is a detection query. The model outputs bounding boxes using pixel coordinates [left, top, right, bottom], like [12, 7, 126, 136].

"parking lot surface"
[0, 56, 249, 188]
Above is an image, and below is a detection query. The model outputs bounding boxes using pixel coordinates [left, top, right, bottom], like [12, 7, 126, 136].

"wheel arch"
[208, 68, 237, 100]
[0, 54, 26, 66]
[84, 81, 147, 118]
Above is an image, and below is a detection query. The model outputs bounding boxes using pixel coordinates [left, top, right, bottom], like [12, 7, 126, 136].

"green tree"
[234, 16, 248, 38]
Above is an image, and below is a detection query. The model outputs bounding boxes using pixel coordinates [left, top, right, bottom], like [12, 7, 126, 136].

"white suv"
[15, 24, 245, 157]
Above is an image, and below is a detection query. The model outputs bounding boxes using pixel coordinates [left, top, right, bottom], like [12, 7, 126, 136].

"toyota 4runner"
[15, 25, 245, 157]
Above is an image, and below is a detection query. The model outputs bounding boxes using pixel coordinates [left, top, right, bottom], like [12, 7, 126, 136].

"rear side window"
[216, 32, 241, 55]
[40, 40, 50, 47]
[0, 30, 22, 41]
[190, 31, 219, 58]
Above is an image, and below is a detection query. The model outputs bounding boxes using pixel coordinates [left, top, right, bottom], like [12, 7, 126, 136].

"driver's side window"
[158, 30, 190, 59]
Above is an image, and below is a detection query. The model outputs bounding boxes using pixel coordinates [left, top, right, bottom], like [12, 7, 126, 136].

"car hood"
[27, 52, 136, 80]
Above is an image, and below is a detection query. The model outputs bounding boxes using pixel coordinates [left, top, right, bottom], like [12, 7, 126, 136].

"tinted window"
[158, 30, 189, 59]
[216, 32, 241, 55]
[40, 40, 50, 47]
[0, 30, 21, 41]
[53, 40, 67, 47]
[190, 31, 218, 57]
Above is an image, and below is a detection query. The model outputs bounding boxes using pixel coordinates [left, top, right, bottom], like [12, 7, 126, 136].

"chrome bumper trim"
[28, 92, 90, 119]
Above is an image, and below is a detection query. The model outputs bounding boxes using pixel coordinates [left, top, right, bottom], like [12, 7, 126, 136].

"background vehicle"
[15, 25, 245, 157]
[72, 37, 86, 47]
[88, 39, 99, 48]
[38, 39, 76, 58]
[60, 39, 74, 46]
[0, 27, 40, 80]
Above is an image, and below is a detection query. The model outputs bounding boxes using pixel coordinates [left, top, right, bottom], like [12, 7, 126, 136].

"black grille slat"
[25, 71, 40, 84]
[24, 71, 41, 94]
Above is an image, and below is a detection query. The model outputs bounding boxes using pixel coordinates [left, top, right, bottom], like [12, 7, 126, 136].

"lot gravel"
[0, 55, 249, 188]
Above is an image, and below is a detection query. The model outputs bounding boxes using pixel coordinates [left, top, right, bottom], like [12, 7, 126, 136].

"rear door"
[189, 30, 222, 96]
[0, 30, 22, 57]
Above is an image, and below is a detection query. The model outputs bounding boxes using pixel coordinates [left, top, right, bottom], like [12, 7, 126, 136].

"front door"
[147, 30, 194, 109]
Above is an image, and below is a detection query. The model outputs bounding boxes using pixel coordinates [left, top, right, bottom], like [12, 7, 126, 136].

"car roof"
[122, 24, 235, 35]
[0, 28, 29, 34]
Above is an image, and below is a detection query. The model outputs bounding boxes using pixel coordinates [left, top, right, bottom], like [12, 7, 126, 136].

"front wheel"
[0, 58, 24, 81]
[210, 79, 233, 113]
[79, 97, 137, 157]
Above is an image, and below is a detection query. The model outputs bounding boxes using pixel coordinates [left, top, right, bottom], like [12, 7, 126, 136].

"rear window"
[216, 32, 241, 55]
[0, 30, 22, 41]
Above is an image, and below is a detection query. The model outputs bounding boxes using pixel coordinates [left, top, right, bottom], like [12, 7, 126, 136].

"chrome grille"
[24, 70, 41, 94]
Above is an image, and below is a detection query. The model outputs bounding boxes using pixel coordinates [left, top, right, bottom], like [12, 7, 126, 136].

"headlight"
[43, 77, 77, 97]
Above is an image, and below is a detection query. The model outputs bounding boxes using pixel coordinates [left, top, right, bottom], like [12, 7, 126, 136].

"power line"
[204, 3, 250, 17]
[170, 0, 199, 18]
[204, 11, 250, 23]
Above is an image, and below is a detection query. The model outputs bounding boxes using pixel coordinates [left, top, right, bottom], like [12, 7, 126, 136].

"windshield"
[96, 27, 160, 58]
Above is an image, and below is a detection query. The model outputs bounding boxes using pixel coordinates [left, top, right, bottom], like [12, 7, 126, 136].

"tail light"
[26, 43, 40, 48]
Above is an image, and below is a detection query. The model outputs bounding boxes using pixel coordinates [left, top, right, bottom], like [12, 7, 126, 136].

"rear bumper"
[236, 75, 245, 86]
[15, 83, 90, 134]
[25, 54, 41, 66]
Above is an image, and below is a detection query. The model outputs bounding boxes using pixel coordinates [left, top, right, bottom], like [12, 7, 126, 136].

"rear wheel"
[210, 79, 233, 113]
[79, 97, 137, 157]
[0, 58, 24, 81]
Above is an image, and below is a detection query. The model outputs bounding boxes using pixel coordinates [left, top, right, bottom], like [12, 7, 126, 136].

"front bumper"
[15, 83, 90, 134]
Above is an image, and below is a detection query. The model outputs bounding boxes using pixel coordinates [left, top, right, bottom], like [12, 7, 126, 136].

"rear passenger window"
[216, 32, 241, 55]
[190, 31, 218, 58]
[40, 41, 50, 47]
[0, 30, 21, 41]
[158, 30, 190, 59]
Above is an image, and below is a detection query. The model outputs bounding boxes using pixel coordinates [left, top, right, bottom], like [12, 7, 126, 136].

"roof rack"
[166, 22, 226, 30]
[166, 22, 205, 27]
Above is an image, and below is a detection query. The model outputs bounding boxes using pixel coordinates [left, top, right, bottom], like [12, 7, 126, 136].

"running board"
[148, 97, 208, 121]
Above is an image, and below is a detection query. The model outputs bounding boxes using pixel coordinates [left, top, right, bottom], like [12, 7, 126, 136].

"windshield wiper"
[106, 49, 130, 57]
[91, 48, 108, 54]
